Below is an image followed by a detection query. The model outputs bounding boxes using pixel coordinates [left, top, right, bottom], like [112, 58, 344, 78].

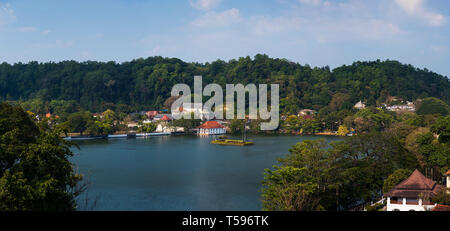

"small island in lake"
[211, 138, 254, 146]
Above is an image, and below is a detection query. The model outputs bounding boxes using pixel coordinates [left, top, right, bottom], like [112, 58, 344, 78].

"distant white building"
[142, 119, 152, 124]
[354, 101, 366, 110]
[385, 101, 416, 112]
[127, 122, 141, 128]
[298, 109, 316, 116]
[155, 124, 184, 133]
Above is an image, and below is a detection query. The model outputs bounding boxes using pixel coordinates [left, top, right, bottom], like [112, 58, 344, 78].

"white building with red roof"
[197, 121, 226, 135]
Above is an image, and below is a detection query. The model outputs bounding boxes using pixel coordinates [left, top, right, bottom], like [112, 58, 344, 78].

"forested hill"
[1, 54, 449, 113]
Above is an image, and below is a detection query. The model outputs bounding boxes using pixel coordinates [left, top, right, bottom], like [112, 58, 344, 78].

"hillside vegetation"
[0, 54, 448, 113]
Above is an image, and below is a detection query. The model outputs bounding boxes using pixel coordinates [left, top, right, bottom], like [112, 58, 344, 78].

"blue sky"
[0, 0, 449, 77]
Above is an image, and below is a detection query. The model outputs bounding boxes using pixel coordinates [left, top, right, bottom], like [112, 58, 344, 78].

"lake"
[70, 135, 342, 211]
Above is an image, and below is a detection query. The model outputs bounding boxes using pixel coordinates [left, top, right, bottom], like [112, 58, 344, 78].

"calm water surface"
[70, 135, 342, 211]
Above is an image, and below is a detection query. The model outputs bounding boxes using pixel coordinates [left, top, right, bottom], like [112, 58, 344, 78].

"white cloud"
[191, 8, 242, 27]
[248, 16, 302, 35]
[189, 0, 221, 11]
[298, 0, 331, 7]
[0, 3, 16, 25]
[299, 0, 321, 6]
[186, 2, 402, 45]
[137, 0, 446, 76]
[395, 0, 421, 14]
[16, 27, 37, 33]
[395, 0, 445, 26]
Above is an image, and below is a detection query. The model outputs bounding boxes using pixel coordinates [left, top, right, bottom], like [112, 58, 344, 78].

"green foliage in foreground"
[432, 188, 450, 206]
[0, 102, 83, 211]
[262, 109, 449, 211]
[261, 133, 419, 211]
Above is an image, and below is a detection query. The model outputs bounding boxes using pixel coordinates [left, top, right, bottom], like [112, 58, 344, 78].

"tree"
[139, 123, 157, 133]
[85, 120, 110, 136]
[261, 132, 421, 211]
[282, 115, 301, 133]
[352, 107, 394, 133]
[102, 109, 117, 123]
[261, 166, 323, 211]
[229, 119, 244, 134]
[0, 102, 84, 211]
[431, 116, 450, 144]
[416, 97, 449, 116]
[328, 132, 418, 208]
[67, 111, 92, 135]
[382, 169, 412, 194]
[415, 132, 450, 175]
[337, 125, 349, 136]
[0, 56, 449, 114]
[329, 93, 351, 111]
[432, 188, 450, 206]
[261, 140, 330, 211]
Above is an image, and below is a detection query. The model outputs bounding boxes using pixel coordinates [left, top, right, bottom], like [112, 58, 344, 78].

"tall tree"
[0, 102, 84, 211]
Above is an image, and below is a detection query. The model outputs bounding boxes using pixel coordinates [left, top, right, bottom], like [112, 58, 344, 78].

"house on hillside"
[384, 169, 444, 211]
[197, 121, 227, 135]
[153, 114, 174, 122]
[354, 101, 366, 110]
[127, 122, 141, 129]
[298, 109, 316, 117]
[93, 113, 103, 119]
[146, 111, 159, 119]
[155, 124, 184, 133]
[142, 119, 152, 124]
[45, 112, 59, 119]
[385, 101, 416, 112]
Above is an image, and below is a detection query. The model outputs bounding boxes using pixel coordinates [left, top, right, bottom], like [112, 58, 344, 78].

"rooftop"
[198, 121, 225, 129]
[161, 115, 172, 121]
[384, 169, 444, 199]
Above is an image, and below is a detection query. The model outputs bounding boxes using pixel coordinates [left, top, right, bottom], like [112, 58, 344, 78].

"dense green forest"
[1, 54, 449, 113]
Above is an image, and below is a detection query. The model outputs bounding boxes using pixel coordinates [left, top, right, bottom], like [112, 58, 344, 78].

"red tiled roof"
[384, 169, 444, 199]
[302, 115, 314, 120]
[161, 115, 172, 121]
[146, 111, 159, 116]
[432, 204, 450, 211]
[446, 170, 450, 176]
[197, 121, 225, 129]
